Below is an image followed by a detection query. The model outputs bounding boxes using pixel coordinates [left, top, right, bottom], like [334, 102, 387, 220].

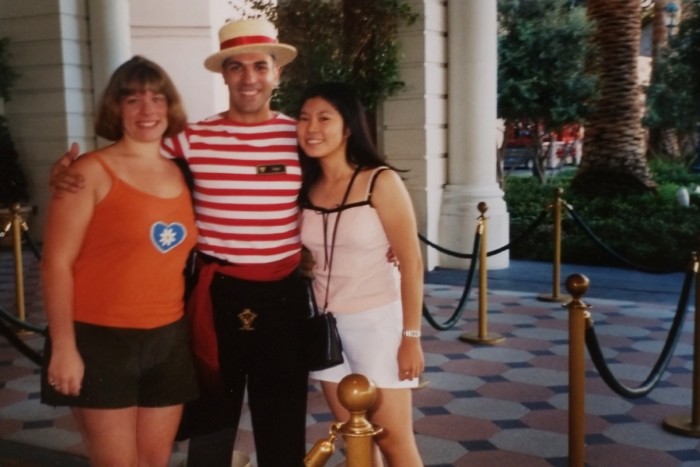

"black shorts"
[41, 318, 198, 409]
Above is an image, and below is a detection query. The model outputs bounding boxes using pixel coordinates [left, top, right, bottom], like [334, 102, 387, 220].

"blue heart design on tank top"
[150, 222, 187, 253]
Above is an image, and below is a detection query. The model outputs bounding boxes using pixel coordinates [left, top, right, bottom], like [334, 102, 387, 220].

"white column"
[382, 0, 446, 271]
[88, 0, 132, 99]
[438, 0, 508, 269]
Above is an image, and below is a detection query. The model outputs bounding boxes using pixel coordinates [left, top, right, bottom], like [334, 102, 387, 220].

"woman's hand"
[300, 246, 316, 279]
[47, 346, 84, 396]
[50, 142, 85, 197]
[397, 336, 424, 381]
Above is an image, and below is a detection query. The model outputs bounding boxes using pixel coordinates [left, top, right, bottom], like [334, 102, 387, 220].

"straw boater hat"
[204, 18, 298, 72]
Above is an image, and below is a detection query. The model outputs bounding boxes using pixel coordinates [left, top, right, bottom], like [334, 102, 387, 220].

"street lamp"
[664, 1, 680, 41]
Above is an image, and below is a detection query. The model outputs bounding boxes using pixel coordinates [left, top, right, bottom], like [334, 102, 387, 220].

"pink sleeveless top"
[300, 167, 400, 314]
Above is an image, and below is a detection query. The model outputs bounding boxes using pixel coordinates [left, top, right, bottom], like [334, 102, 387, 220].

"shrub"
[505, 163, 700, 271]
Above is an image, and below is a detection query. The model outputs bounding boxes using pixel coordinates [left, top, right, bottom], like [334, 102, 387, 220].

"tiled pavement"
[2, 249, 700, 466]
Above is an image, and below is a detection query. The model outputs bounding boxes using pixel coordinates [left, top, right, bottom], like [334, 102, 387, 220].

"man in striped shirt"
[166, 18, 310, 467]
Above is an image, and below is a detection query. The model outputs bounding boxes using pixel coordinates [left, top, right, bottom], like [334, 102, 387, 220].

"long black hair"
[296, 82, 400, 201]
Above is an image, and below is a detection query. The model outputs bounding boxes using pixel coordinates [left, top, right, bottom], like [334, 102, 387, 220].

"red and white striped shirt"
[162, 112, 301, 279]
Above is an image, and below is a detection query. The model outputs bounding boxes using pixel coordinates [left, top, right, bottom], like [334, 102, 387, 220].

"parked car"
[502, 121, 535, 169]
[502, 121, 582, 170]
[503, 146, 535, 169]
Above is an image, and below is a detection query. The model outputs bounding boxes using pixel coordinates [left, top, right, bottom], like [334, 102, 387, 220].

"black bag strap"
[171, 158, 195, 193]
[307, 278, 321, 317]
[170, 158, 197, 290]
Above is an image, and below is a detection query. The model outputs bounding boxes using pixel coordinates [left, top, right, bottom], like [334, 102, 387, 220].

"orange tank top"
[72, 155, 197, 328]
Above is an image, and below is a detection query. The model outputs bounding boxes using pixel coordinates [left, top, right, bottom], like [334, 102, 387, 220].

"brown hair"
[95, 56, 187, 141]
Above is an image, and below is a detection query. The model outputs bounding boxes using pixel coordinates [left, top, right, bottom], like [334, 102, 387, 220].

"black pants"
[186, 271, 309, 467]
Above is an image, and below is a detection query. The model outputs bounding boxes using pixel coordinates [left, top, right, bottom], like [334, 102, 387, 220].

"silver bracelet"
[402, 329, 421, 338]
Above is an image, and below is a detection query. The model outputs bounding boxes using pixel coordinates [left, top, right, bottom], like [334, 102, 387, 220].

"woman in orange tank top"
[40, 56, 198, 467]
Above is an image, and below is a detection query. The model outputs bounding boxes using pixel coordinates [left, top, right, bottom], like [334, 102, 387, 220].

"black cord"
[422, 231, 481, 330]
[0, 305, 44, 366]
[584, 266, 694, 398]
[564, 204, 681, 274]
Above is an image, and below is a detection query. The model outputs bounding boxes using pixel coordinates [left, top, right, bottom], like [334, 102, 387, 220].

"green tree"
[497, 0, 596, 183]
[645, 0, 700, 163]
[643, 47, 697, 158]
[231, 0, 416, 114]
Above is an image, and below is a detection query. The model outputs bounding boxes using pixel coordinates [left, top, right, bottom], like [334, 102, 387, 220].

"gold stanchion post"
[538, 188, 569, 303]
[663, 252, 700, 437]
[460, 202, 504, 345]
[1, 203, 29, 322]
[565, 273, 590, 467]
[337, 374, 383, 467]
[304, 374, 383, 467]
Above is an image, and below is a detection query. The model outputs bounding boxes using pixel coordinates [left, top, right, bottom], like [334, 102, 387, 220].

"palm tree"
[573, 0, 656, 194]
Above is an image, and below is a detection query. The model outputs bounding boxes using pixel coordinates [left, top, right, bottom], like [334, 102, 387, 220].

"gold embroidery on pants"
[238, 308, 257, 331]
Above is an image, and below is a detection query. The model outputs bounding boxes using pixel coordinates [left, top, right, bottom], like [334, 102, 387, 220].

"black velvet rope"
[0, 305, 44, 365]
[0, 304, 47, 335]
[421, 231, 481, 330]
[0, 229, 45, 365]
[418, 208, 549, 330]
[583, 266, 694, 398]
[418, 207, 549, 259]
[22, 228, 42, 261]
[487, 208, 549, 257]
[418, 232, 475, 259]
[418, 197, 692, 399]
[564, 203, 681, 274]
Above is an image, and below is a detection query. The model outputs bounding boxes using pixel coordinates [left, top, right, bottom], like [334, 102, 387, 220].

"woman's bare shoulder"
[370, 166, 404, 193]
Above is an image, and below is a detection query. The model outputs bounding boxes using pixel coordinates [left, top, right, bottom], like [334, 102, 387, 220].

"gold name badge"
[238, 308, 258, 331]
[256, 164, 287, 175]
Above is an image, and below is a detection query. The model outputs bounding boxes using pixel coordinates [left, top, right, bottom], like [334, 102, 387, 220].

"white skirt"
[310, 300, 418, 389]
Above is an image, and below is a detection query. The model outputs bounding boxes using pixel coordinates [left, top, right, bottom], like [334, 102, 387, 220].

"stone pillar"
[382, 0, 447, 270]
[88, 0, 131, 101]
[438, 0, 508, 269]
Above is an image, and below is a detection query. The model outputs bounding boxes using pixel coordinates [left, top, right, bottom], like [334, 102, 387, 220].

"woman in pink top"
[41, 56, 198, 467]
[298, 82, 425, 467]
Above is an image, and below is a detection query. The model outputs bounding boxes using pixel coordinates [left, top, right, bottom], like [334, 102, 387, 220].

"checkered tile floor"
[2, 249, 700, 466]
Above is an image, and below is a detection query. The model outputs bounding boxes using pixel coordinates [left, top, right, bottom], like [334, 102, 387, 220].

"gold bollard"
[337, 374, 383, 467]
[663, 252, 700, 437]
[304, 374, 383, 467]
[1, 203, 28, 322]
[565, 273, 590, 467]
[538, 188, 570, 303]
[460, 202, 504, 345]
